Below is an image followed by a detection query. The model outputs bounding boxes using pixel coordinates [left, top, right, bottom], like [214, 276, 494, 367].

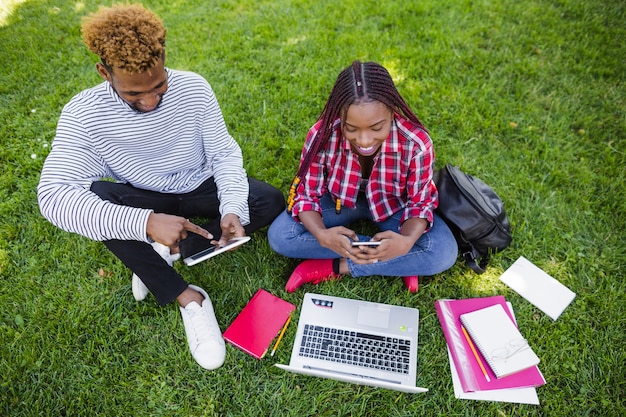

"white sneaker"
[179, 285, 225, 370]
[131, 274, 150, 301]
[132, 242, 181, 301]
[151, 242, 182, 264]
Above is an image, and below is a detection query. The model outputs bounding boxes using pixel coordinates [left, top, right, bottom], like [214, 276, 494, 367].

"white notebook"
[460, 304, 540, 379]
[499, 256, 575, 320]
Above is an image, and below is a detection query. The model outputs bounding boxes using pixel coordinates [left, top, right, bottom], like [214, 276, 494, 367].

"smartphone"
[183, 236, 251, 266]
[351, 241, 381, 247]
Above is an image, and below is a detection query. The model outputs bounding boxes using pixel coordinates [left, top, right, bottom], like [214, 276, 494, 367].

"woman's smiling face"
[342, 101, 393, 157]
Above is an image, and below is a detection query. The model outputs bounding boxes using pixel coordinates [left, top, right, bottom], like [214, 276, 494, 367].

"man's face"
[97, 59, 168, 113]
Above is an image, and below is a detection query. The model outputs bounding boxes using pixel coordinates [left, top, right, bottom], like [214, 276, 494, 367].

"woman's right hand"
[299, 210, 371, 262]
[315, 226, 358, 257]
[316, 226, 382, 264]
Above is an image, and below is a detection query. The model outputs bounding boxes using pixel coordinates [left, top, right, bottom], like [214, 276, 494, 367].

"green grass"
[1, 0, 625, 415]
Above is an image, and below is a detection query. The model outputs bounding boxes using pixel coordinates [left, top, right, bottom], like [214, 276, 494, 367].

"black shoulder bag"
[433, 164, 512, 273]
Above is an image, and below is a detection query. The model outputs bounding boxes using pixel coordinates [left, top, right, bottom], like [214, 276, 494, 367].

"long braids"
[360, 62, 426, 131]
[287, 60, 426, 212]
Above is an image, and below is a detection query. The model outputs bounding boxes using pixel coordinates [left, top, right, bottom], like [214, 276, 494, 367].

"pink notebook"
[435, 296, 545, 392]
[223, 289, 295, 359]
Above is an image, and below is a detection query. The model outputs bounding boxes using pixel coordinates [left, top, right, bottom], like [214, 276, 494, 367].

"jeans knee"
[443, 244, 459, 270]
[268, 212, 300, 257]
[430, 235, 458, 273]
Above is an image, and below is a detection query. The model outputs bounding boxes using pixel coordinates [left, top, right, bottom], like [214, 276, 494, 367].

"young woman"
[268, 60, 457, 293]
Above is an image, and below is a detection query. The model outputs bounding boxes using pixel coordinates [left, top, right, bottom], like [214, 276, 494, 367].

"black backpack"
[433, 164, 512, 273]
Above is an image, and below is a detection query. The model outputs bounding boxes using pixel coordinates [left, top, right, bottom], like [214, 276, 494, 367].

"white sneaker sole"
[130, 242, 181, 301]
[131, 274, 149, 301]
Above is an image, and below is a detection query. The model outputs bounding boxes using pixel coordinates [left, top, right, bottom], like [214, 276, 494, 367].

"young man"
[37, 4, 284, 370]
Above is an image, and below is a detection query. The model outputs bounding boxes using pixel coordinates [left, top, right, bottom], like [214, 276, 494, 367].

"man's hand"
[218, 213, 245, 245]
[146, 213, 212, 250]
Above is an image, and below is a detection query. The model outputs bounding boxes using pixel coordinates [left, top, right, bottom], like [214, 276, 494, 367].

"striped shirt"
[37, 69, 249, 242]
[291, 114, 438, 228]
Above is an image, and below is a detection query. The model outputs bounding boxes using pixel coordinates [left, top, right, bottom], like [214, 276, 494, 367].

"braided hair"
[287, 60, 426, 212]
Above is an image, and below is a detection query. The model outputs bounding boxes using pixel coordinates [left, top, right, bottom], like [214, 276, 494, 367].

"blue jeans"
[268, 193, 458, 277]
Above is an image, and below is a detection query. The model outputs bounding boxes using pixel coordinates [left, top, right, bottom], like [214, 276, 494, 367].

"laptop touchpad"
[357, 305, 390, 329]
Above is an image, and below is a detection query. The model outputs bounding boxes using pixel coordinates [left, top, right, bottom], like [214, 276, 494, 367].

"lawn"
[1, 0, 624, 416]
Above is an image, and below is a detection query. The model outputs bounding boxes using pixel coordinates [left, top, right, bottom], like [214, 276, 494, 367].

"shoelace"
[185, 303, 220, 349]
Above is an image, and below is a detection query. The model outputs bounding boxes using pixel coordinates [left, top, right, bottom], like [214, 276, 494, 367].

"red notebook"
[223, 289, 296, 359]
[435, 296, 545, 392]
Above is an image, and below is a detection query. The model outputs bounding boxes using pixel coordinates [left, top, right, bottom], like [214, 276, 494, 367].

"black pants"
[90, 177, 285, 306]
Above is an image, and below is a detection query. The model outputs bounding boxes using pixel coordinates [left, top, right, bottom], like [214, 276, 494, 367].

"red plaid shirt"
[292, 114, 438, 228]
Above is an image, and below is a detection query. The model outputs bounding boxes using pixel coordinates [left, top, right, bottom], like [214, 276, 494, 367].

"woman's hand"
[354, 218, 427, 263]
[351, 231, 415, 263]
[315, 226, 360, 257]
[299, 211, 357, 259]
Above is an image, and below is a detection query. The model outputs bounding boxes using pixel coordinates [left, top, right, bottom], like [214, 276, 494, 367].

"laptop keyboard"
[298, 324, 411, 374]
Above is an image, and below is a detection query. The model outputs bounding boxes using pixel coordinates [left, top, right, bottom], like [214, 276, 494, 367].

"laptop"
[275, 293, 427, 393]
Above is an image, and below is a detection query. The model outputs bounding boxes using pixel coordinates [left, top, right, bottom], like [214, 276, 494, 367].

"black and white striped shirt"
[38, 69, 249, 242]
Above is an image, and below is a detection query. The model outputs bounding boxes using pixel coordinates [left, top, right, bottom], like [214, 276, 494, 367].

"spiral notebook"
[460, 304, 540, 378]
[434, 296, 545, 392]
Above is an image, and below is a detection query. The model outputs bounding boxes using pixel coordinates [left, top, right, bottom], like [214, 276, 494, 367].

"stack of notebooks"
[435, 296, 545, 404]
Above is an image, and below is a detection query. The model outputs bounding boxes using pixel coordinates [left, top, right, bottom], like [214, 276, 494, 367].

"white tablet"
[183, 236, 251, 266]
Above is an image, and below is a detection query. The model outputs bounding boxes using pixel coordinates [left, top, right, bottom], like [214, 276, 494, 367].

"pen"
[271, 315, 292, 356]
[461, 325, 491, 382]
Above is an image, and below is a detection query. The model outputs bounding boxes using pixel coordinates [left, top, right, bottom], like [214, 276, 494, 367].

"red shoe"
[403, 276, 419, 293]
[285, 259, 341, 293]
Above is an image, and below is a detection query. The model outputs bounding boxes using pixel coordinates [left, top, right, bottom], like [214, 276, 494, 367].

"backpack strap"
[456, 233, 489, 274]
[462, 247, 489, 274]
